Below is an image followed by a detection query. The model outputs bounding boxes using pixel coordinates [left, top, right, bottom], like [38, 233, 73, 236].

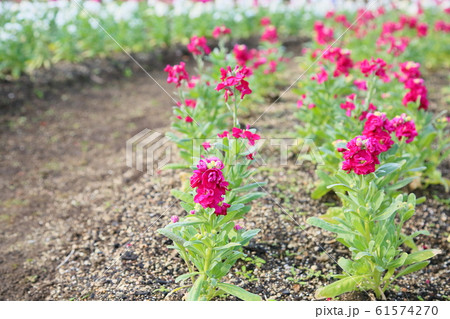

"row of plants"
[0, 0, 309, 79]
[4, 1, 448, 80]
[157, 19, 287, 300]
[156, 4, 449, 300]
[294, 5, 449, 299]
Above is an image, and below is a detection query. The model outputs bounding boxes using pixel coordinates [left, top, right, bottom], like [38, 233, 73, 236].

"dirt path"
[0, 69, 173, 300]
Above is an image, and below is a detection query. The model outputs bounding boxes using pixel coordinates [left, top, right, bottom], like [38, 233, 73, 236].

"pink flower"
[335, 14, 350, 28]
[202, 142, 211, 150]
[164, 62, 189, 87]
[246, 153, 254, 160]
[263, 60, 277, 74]
[387, 37, 409, 57]
[232, 127, 243, 138]
[399, 61, 421, 81]
[323, 47, 353, 77]
[243, 130, 260, 146]
[171, 216, 179, 223]
[403, 78, 428, 110]
[234, 224, 243, 231]
[325, 11, 335, 18]
[190, 157, 230, 216]
[391, 114, 418, 143]
[312, 67, 328, 84]
[297, 94, 306, 108]
[215, 66, 252, 101]
[314, 21, 334, 45]
[212, 25, 231, 39]
[416, 22, 428, 37]
[218, 130, 229, 138]
[359, 58, 390, 82]
[362, 113, 394, 152]
[340, 94, 356, 117]
[308, 103, 316, 109]
[190, 210, 196, 215]
[340, 101, 355, 117]
[260, 17, 271, 26]
[354, 79, 367, 90]
[341, 136, 381, 175]
[188, 75, 200, 89]
[233, 44, 251, 66]
[261, 25, 279, 43]
[187, 36, 211, 55]
[185, 99, 197, 108]
[184, 116, 193, 123]
[435, 20, 450, 33]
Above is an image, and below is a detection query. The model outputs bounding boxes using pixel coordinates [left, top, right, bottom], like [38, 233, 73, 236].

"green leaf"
[233, 192, 266, 204]
[374, 201, 401, 221]
[175, 272, 199, 283]
[171, 189, 193, 204]
[227, 204, 245, 213]
[180, 201, 194, 213]
[157, 229, 186, 247]
[163, 163, 191, 170]
[404, 249, 441, 266]
[375, 163, 401, 177]
[217, 283, 261, 301]
[187, 276, 205, 301]
[315, 275, 369, 299]
[165, 220, 204, 230]
[307, 217, 357, 235]
[394, 261, 430, 280]
[213, 243, 241, 251]
[232, 182, 267, 193]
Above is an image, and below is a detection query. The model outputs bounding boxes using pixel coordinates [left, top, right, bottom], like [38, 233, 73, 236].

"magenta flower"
[185, 99, 197, 108]
[233, 44, 252, 66]
[359, 58, 390, 82]
[202, 142, 211, 150]
[354, 79, 367, 91]
[391, 114, 418, 143]
[416, 22, 428, 37]
[403, 78, 428, 110]
[171, 216, 179, 223]
[187, 36, 211, 55]
[260, 17, 271, 26]
[341, 136, 381, 175]
[362, 113, 395, 153]
[164, 62, 189, 88]
[212, 25, 231, 39]
[323, 47, 353, 77]
[314, 21, 334, 45]
[399, 61, 421, 81]
[190, 157, 230, 216]
[234, 224, 243, 231]
[215, 66, 252, 101]
[261, 25, 278, 43]
[340, 94, 356, 117]
[312, 67, 328, 84]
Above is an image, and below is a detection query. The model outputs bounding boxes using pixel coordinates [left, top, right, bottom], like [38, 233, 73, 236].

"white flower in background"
[4, 23, 23, 33]
[83, 0, 102, 14]
[153, 1, 169, 17]
[88, 17, 100, 29]
[67, 24, 77, 34]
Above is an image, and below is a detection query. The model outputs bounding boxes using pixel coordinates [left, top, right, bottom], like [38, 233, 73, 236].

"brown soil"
[0, 46, 448, 301]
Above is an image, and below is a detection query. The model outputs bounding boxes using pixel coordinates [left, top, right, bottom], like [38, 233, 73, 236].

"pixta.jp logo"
[126, 129, 171, 175]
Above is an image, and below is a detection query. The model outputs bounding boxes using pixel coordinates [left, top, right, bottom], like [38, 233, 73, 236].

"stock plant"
[307, 125, 441, 299]
[308, 163, 440, 300]
[159, 43, 266, 299]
